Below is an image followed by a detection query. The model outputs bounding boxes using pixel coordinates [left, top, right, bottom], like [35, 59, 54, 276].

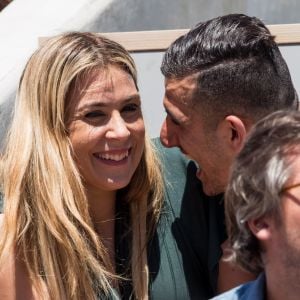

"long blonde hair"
[0, 32, 163, 299]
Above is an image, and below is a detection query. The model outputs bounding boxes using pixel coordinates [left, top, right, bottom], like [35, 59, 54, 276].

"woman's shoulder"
[0, 192, 3, 213]
[0, 214, 3, 232]
[0, 213, 15, 299]
[0, 214, 36, 300]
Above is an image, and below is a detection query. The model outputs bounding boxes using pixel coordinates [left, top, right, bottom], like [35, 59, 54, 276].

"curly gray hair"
[225, 110, 300, 273]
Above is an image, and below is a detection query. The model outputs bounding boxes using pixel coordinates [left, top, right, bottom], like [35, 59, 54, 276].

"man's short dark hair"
[161, 14, 298, 126]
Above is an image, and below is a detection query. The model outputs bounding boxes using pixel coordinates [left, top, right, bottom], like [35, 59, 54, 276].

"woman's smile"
[67, 65, 145, 192]
[93, 148, 131, 165]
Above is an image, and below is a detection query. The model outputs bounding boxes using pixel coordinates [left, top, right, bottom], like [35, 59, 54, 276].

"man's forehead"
[165, 73, 198, 90]
[164, 74, 198, 105]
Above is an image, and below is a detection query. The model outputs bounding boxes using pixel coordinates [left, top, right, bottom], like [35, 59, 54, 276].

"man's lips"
[196, 168, 202, 180]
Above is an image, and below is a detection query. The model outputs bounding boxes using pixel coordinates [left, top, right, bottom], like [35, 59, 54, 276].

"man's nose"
[160, 118, 177, 148]
[106, 112, 130, 140]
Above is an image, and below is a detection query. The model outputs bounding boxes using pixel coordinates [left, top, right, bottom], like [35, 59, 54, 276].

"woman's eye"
[122, 103, 140, 113]
[85, 111, 105, 119]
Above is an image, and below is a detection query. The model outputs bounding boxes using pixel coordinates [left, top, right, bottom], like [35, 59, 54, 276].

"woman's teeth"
[97, 150, 129, 161]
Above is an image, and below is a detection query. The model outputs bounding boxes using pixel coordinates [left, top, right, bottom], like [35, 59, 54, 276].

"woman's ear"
[219, 115, 247, 153]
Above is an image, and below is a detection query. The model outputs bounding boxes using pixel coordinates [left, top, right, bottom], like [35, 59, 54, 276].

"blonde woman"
[0, 32, 163, 300]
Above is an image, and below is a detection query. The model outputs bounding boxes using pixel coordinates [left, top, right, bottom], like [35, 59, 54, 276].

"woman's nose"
[105, 112, 130, 140]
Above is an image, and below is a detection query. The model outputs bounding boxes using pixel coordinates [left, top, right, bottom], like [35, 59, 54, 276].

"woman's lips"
[93, 148, 131, 165]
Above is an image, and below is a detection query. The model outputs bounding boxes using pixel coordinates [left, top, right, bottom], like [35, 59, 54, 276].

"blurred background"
[0, 0, 300, 141]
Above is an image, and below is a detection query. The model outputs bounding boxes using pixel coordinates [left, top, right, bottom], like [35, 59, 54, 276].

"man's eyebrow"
[165, 108, 180, 125]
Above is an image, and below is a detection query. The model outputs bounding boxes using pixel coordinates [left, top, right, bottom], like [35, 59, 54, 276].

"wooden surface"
[101, 23, 300, 52]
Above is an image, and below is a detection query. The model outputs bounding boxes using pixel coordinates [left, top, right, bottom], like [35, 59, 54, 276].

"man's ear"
[247, 217, 273, 241]
[218, 115, 247, 153]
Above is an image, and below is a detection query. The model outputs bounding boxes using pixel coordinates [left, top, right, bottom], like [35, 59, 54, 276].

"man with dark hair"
[213, 110, 300, 300]
[159, 13, 298, 298]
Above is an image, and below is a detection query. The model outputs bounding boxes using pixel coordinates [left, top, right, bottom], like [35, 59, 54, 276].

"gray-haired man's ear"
[247, 217, 272, 242]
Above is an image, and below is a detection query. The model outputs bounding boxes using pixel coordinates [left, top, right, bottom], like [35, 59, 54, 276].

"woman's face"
[66, 65, 145, 193]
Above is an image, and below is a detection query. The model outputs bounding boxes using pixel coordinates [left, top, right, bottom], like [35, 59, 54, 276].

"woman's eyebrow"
[122, 93, 141, 103]
[76, 93, 141, 110]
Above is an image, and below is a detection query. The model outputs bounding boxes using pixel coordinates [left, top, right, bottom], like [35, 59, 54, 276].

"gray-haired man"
[213, 110, 300, 300]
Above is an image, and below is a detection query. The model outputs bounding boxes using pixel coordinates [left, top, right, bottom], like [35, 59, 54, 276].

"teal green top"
[147, 138, 226, 299]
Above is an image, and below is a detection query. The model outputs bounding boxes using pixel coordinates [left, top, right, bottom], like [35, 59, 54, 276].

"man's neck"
[265, 266, 300, 300]
[218, 239, 257, 293]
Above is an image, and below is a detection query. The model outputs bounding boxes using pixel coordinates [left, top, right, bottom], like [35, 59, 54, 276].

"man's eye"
[171, 119, 180, 126]
[167, 114, 180, 126]
[85, 111, 105, 118]
[122, 103, 140, 113]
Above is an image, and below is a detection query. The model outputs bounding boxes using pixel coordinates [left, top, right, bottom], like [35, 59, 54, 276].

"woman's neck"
[86, 188, 117, 236]
[86, 187, 117, 268]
